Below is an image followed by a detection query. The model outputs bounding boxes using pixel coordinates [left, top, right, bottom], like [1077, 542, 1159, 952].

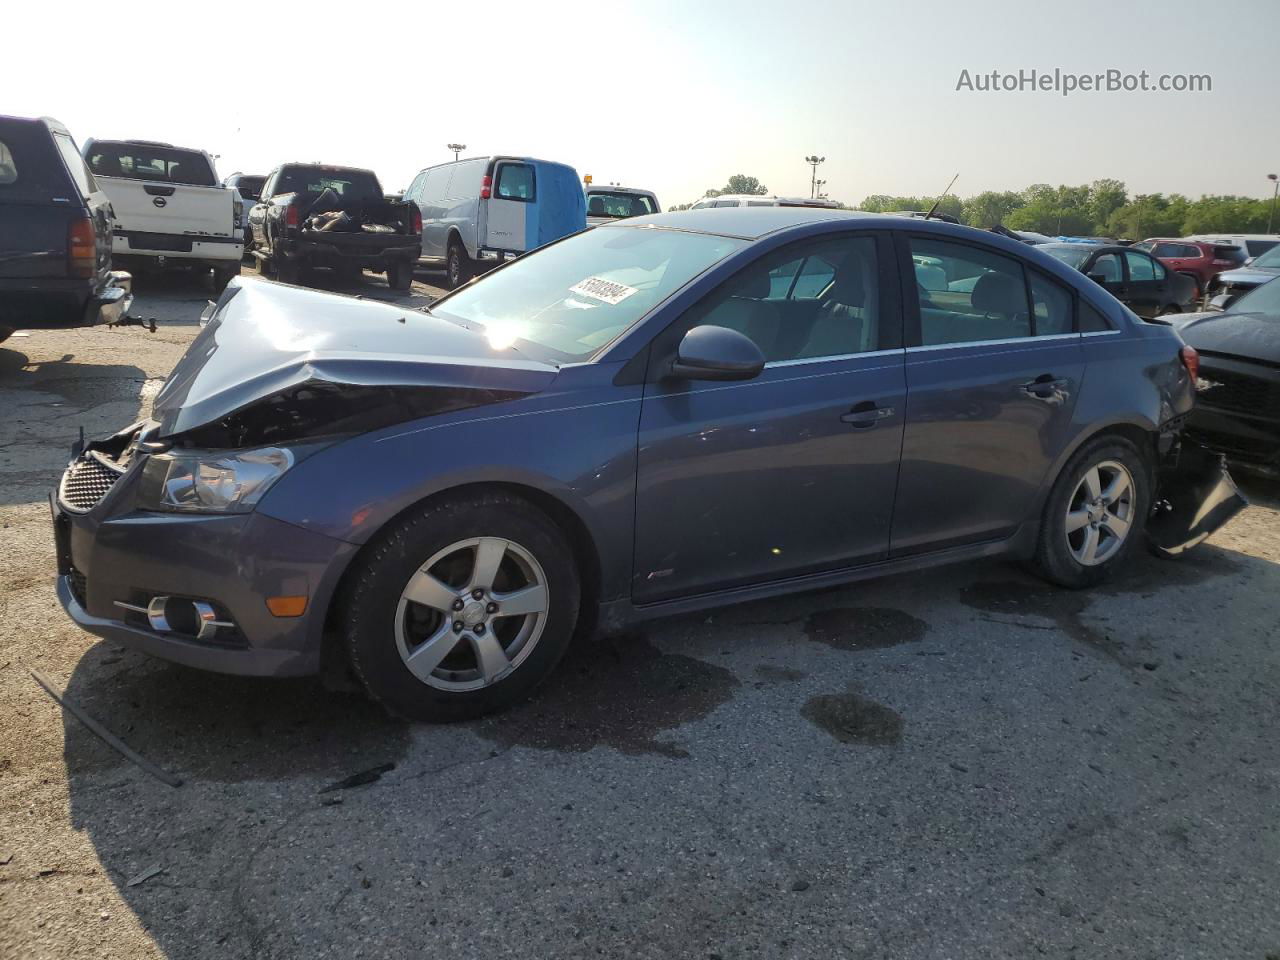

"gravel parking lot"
[2, 267, 1279, 960]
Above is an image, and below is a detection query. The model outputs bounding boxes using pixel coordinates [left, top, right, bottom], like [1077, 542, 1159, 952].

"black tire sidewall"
[447, 241, 470, 289]
[1034, 436, 1151, 588]
[343, 494, 580, 722]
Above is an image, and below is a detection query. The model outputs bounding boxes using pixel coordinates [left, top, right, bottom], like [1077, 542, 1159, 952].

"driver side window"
[683, 235, 884, 362]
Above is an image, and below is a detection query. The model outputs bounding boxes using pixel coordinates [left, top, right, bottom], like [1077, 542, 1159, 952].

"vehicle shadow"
[0, 350, 154, 507]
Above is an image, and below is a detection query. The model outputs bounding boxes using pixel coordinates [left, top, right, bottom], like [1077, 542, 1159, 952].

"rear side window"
[0, 139, 17, 185]
[909, 238, 1031, 345]
[53, 133, 95, 198]
[86, 143, 217, 186]
[495, 163, 534, 201]
[1152, 242, 1180, 257]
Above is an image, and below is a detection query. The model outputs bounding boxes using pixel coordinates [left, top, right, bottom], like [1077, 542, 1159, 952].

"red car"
[1132, 238, 1247, 297]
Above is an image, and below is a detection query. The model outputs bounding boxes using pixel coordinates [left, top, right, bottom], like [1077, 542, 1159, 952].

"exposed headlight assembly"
[139, 447, 294, 513]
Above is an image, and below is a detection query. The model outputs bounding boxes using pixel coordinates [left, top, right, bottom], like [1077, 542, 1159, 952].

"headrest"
[731, 267, 772, 300]
[971, 271, 1023, 315]
[826, 258, 866, 307]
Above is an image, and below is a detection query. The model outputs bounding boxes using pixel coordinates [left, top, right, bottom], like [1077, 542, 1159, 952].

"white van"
[405, 155, 586, 288]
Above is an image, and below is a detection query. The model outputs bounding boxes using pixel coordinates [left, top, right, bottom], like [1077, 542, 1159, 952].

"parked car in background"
[1186, 233, 1280, 261]
[1130, 238, 1247, 298]
[1204, 243, 1280, 307]
[1174, 277, 1280, 467]
[585, 185, 660, 226]
[1037, 243, 1196, 317]
[249, 164, 421, 290]
[82, 139, 242, 290]
[224, 172, 266, 257]
[0, 115, 131, 345]
[689, 194, 843, 210]
[51, 208, 1241, 721]
[404, 156, 586, 289]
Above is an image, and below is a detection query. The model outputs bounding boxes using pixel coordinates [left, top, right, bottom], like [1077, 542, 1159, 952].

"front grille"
[1198, 369, 1280, 420]
[59, 453, 125, 513]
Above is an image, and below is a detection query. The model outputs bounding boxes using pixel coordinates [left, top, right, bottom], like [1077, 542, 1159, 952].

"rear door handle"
[841, 402, 894, 427]
[1020, 374, 1067, 399]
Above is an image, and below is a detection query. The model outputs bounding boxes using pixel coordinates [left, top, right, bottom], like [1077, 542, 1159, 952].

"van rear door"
[481, 159, 535, 255]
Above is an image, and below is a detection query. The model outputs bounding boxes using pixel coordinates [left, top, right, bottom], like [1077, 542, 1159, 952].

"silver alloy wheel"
[1065, 459, 1135, 567]
[395, 537, 550, 692]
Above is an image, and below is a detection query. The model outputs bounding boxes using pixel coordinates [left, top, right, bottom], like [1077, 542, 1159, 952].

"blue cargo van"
[405, 156, 586, 288]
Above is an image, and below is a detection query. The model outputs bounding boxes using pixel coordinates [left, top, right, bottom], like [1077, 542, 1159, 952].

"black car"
[248, 163, 422, 289]
[1174, 277, 1280, 467]
[0, 115, 131, 345]
[1038, 243, 1197, 318]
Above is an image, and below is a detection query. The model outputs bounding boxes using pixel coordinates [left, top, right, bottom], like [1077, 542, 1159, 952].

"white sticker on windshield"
[569, 277, 638, 305]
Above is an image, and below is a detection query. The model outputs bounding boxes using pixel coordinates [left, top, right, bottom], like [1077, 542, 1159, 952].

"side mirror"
[1087, 273, 1111, 286]
[669, 325, 765, 382]
[1207, 294, 1232, 312]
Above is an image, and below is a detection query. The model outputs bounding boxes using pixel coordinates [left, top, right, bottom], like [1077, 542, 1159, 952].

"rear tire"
[277, 259, 301, 285]
[446, 238, 473, 289]
[386, 261, 413, 291]
[1031, 436, 1151, 588]
[342, 492, 581, 722]
[212, 265, 239, 292]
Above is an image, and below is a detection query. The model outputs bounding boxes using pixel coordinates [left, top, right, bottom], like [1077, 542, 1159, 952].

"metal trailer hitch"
[1147, 442, 1248, 556]
[107, 314, 157, 332]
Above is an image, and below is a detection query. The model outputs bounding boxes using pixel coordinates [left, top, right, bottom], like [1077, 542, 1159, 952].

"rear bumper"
[92, 270, 132, 325]
[113, 231, 242, 263]
[477, 247, 523, 262]
[283, 239, 421, 266]
[1148, 442, 1248, 554]
[0, 270, 131, 330]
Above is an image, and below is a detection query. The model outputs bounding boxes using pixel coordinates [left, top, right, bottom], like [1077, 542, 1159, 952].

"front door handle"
[841, 401, 894, 427]
[1020, 374, 1067, 399]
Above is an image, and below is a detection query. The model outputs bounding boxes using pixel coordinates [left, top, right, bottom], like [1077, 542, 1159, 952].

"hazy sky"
[6, 0, 1277, 208]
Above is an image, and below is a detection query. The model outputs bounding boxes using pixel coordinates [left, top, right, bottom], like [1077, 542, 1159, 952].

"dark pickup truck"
[0, 115, 132, 345]
[248, 164, 422, 290]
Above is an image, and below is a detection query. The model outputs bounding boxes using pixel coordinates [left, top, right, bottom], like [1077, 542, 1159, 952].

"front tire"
[342, 492, 581, 722]
[1031, 436, 1150, 588]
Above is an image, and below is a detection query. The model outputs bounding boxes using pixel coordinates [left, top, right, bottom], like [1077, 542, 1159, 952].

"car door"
[890, 233, 1085, 555]
[418, 165, 453, 260]
[1123, 249, 1165, 317]
[632, 231, 905, 603]
[249, 171, 275, 249]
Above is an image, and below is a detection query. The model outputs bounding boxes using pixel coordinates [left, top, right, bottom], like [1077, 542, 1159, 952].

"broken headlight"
[138, 447, 294, 513]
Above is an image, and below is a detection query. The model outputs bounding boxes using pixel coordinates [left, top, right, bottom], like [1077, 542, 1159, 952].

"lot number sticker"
[570, 277, 638, 305]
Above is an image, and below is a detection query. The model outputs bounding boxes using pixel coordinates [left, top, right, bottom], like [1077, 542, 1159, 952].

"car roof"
[618, 207, 882, 239]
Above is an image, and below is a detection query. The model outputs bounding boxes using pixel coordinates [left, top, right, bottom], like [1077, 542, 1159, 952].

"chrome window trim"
[1081, 329, 1123, 337]
[905, 332, 1080, 354]
[765, 347, 905, 368]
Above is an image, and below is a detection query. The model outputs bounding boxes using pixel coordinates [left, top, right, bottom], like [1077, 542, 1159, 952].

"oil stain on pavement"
[803, 607, 928, 651]
[474, 632, 739, 758]
[802, 692, 904, 745]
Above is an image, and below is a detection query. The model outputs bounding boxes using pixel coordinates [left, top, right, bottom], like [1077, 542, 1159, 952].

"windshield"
[586, 191, 657, 219]
[1231, 276, 1280, 315]
[1247, 245, 1280, 269]
[275, 166, 382, 202]
[86, 143, 216, 186]
[1039, 244, 1095, 269]
[432, 226, 747, 362]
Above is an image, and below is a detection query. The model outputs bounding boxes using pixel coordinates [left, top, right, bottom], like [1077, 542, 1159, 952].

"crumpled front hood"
[152, 276, 558, 439]
[1173, 309, 1280, 366]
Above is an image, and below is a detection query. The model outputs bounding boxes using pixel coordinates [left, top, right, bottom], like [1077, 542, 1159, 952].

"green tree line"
[856, 180, 1279, 237]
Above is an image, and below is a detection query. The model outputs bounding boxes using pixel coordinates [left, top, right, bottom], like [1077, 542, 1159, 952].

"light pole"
[447, 143, 466, 161]
[805, 155, 825, 199]
[815, 178, 827, 200]
[1268, 173, 1278, 234]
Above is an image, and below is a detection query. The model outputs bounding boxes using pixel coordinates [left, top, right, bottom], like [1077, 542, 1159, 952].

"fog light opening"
[266, 595, 307, 618]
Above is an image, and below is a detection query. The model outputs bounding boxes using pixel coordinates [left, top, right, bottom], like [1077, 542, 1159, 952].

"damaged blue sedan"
[53, 208, 1244, 720]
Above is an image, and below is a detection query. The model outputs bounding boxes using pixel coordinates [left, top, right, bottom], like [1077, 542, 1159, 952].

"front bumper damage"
[1147, 441, 1248, 555]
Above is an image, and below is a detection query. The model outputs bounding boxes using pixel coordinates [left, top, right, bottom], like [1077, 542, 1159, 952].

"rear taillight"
[480, 174, 492, 200]
[1180, 345, 1200, 381]
[68, 217, 96, 278]
[285, 204, 299, 229]
[411, 206, 422, 234]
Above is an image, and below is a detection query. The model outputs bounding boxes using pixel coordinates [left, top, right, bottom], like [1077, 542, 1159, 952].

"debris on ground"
[126, 865, 164, 887]
[318, 762, 396, 794]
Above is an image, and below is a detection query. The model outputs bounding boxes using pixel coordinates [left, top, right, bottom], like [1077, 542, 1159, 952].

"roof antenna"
[924, 173, 959, 220]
